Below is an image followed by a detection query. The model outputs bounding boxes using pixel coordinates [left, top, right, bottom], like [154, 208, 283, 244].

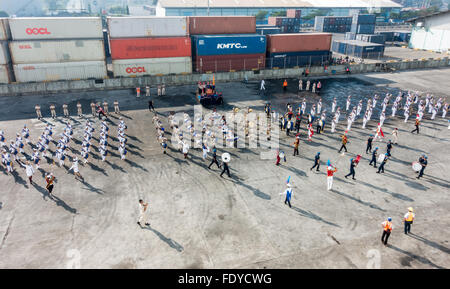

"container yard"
[188, 16, 256, 35]
[314, 16, 353, 33]
[107, 17, 189, 38]
[8, 17, 103, 40]
[109, 37, 191, 60]
[13, 61, 107, 82]
[9, 39, 106, 64]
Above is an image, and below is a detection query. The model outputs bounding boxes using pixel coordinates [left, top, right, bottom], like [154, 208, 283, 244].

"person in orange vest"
[411, 118, 420, 134]
[404, 207, 415, 235]
[381, 217, 393, 246]
[136, 87, 141, 98]
[283, 79, 288, 92]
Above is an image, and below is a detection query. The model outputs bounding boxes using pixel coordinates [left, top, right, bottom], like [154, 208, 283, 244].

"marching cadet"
[99, 144, 107, 162]
[381, 217, 393, 246]
[32, 149, 40, 169]
[90, 101, 96, 117]
[281, 183, 293, 208]
[114, 100, 120, 114]
[63, 103, 69, 118]
[15, 133, 24, 154]
[50, 103, 56, 119]
[377, 153, 388, 173]
[137, 199, 150, 227]
[442, 103, 448, 118]
[119, 141, 127, 160]
[306, 80, 310, 91]
[19, 160, 34, 185]
[310, 152, 321, 172]
[82, 147, 89, 164]
[344, 158, 357, 180]
[35, 104, 42, 120]
[2, 149, 13, 173]
[326, 160, 337, 191]
[9, 140, 18, 161]
[404, 207, 415, 235]
[0, 130, 5, 147]
[103, 101, 109, 115]
[68, 157, 84, 181]
[369, 147, 378, 168]
[76, 101, 82, 117]
[22, 125, 30, 144]
[392, 128, 399, 144]
[331, 97, 337, 113]
[346, 95, 351, 111]
[208, 147, 221, 169]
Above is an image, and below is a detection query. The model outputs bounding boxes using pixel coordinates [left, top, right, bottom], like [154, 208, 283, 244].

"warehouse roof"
[406, 9, 450, 23]
[159, 0, 402, 8]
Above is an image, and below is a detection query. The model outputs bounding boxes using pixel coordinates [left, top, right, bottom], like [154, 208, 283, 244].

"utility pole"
[207, 0, 210, 16]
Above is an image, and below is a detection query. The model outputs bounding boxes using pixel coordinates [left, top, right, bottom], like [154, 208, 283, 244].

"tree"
[302, 9, 332, 21]
[0, 11, 8, 17]
[270, 11, 286, 17]
[254, 10, 269, 20]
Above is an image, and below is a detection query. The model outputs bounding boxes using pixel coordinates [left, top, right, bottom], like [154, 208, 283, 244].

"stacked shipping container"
[331, 40, 384, 59]
[0, 18, 13, 84]
[108, 17, 192, 77]
[266, 33, 332, 68]
[8, 17, 107, 82]
[268, 16, 301, 33]
[314, 16, 353, 33]
[356, 34, 386, 45]
[189, 16, 261, 73]
[351, 14, 376, 35]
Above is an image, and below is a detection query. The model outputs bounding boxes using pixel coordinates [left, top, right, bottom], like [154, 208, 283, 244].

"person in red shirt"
[327, 160, 337, 191]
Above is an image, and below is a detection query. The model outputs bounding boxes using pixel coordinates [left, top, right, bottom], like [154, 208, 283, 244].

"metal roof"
[406, 9, 450, 23]
[159, 0, 402, 9]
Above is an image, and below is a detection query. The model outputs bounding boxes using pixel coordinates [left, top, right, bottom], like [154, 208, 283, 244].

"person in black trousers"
[369, 147, 378, 168]
[310, 152, 320, 171]
[220, 162, 231, 178]
[148, 100, 155, 112]
[366, 135, 374, 154]
[377, 154, 388, 173]
[411, 118, 420, 134]
[208, 148, 221, 169]
[345, 158, 357, 180]
[417, 155, 427, 179]
[386, 140, 393, 157]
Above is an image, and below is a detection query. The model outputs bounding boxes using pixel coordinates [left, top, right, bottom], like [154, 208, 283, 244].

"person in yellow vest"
[381, 217, 393, 246]
[404, 207, 415, 235]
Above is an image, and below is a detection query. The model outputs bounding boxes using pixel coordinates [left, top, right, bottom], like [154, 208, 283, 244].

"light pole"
[207, 0, 210, 16]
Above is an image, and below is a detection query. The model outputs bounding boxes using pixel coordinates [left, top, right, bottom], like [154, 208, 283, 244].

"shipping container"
[331, 40, 384, 59]
[14, 61, 107, 82]
[0, 64, 13, 84]
[9, 17, 103, 40]
[267, 50, 331, 68]
[108, 16, 188, 38]
[345, 32, 356, 40]
[9, 39, 105, 64]
[286, 9, 302, 18]
[0, 41, 11, 65]
[394, 31, 411, 42]
[266, 33, 332, 53]
[352, 14, 376, 25]
[377, 31, 395, 42]
[351, 24, 375, 34]
[192, 35, 266, 56]
[256, 27, 281, 35]
[356, 34, 385, 44]
[194, 53, 265, 73]
[110, 37, 191, 60]
[315, 16, 352, 32]
[112, 57, 192, 77]
[189, 16, 256, 35]
[268, 17, 301, 27]
[0, 18, 11, 40]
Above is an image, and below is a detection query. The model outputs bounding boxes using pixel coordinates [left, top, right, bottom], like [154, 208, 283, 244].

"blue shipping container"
[192, 35, 267, 56]
[256, 27, 281, 35]
[267, 51, 331, 68]
[352, 14, 376, 25]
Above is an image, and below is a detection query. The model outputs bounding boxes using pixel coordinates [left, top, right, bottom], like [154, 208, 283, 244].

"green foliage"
[302, 9, 332, 21]
[270, 11, 286, 17]
[254, 10, 269, 20]
[109, 6, 128, 15]
[0, 11, 8, 17]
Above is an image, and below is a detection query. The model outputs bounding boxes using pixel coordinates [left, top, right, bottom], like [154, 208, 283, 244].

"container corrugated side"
[0, 41, 11, 65]
[194, 53, 265, 73]
[112, 57, 192, 77]
[189, 16, 256, 35]
[110, 37, 191, 60]
[108, 16, 188, 38]
[0, 18, 11, 40]
[267, 50, 331, 68]
[192, 35, 266, 56]
[9, 39, 105, 64]
[9, 17, 103, 40]
[0, 64, 12, 84]
[267, 33, 332, 53]
[14, 61, 107, 82]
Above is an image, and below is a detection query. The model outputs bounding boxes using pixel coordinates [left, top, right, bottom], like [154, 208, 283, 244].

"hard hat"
[387, 217, 392, 221]
[408, 207, 413, 212]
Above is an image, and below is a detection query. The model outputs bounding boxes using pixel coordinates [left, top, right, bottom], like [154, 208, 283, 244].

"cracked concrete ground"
[0, 68, 449, 269]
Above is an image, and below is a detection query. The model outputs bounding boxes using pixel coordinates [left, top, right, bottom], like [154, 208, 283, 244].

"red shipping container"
[189, 16, 256, 34]
[267, 33, 332, 53]
[194, 54, 265, 73]
[110, 37, 191, 60]
[286, 9, 301, 18]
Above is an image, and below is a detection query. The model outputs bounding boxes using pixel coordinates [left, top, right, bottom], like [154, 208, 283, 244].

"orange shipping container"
[267, 33, 332, 53]
[110, 37, 191, 60]
[189, 16, 256, 35]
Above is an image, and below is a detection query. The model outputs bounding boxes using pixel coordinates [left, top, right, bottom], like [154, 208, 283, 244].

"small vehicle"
[198, 86, 223, 106]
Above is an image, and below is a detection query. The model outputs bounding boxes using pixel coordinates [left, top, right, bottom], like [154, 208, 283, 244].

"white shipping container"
[108, 16, 188, 38]
[0, 64, 13, 84]
[14, 61, 107, 83]
[0, 18, 11, 40]
[10, 39, 105, 64]
[0, 41, 11, 65]
[9, 17, 103, 40]
[112, 57, 192, 77]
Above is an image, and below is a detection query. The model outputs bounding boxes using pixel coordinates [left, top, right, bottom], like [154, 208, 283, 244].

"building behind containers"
[8, 17, 107, 82]
[107, 16, 192, 77]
